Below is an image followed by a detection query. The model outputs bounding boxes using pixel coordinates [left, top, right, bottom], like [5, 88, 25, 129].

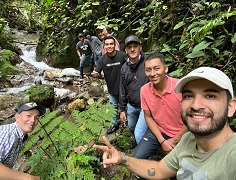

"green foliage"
[0, 49, 19, 75]
[22, 103, 115, 179]
[0, 49, 13, 61]
[24, 84, 55, 104]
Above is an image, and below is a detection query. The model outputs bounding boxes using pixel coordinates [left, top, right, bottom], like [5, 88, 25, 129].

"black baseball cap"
[17, 102, 46, 116]
[124, 35, 141, 47]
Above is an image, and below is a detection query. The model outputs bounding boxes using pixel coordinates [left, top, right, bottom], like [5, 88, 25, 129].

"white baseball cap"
[96, 25, 106, 30]
[174, 67, 234, 98]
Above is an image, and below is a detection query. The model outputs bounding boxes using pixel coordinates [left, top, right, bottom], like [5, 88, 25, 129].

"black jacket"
[119, 52, 148, 112]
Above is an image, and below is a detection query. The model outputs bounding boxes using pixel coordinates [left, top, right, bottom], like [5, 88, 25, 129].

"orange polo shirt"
[140, 77, 183, 137]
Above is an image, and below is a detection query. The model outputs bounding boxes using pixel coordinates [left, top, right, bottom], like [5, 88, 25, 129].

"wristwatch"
[119, 151, 127, 165]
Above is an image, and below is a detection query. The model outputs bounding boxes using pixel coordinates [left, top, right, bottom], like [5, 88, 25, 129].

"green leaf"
[211, 48, 219, 55]
[231, 33, 236, 43]
[173, 21, 184, 30]
[92, 2, 99, 5]
[192, 41, 211, 53]
[186, 51, 205, 58]
[179, 41, 189, 50]
[169, 68, 183, 77]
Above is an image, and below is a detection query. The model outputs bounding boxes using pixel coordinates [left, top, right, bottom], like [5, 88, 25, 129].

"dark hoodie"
[119, 52, 148, 112]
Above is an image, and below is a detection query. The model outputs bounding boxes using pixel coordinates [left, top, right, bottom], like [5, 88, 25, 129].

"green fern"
[20, 103, 115, 179]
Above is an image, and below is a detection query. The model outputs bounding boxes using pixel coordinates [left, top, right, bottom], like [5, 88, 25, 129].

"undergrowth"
[21, 103, 115, 179]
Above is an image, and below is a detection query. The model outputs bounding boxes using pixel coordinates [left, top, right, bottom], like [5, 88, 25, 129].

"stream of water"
[13, 30, 53, 70]
[0, 30, 56, 97]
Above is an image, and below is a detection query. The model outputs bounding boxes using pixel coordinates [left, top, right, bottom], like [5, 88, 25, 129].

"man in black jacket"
[119, 35, 148, 148]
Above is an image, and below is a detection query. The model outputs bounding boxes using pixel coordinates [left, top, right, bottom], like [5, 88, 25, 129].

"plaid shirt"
[0, 122, 24, 168]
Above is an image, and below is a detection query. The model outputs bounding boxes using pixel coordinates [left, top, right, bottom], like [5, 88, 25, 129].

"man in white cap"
[95, 25, 120, 55]
[93, 67, 236, 179]
[0, 102, 46, 179]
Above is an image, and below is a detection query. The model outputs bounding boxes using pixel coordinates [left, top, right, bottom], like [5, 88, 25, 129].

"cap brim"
[34, 105, 46, 116]
[175, 75, 231, 94]
[125, 41, 141, 47]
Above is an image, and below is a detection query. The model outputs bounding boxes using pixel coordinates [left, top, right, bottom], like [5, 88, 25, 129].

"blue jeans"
[108, 93, 119, 125]
[80, 54, 93, 78]
[94, 54, 102, 66]
[127, 104, 147, 144]
[133, 128, 170, 159]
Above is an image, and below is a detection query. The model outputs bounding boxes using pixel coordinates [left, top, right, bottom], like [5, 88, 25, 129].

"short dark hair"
[84, 30, 92, 36]
[103, 36, 115, 44]
[145, 52, 166, 65]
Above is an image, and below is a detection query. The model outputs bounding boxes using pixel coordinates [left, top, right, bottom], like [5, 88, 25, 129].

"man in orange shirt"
[133, 52, 188, 160]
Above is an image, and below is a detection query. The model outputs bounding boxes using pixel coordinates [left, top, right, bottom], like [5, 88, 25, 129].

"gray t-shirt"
[164, 132, 236, 179]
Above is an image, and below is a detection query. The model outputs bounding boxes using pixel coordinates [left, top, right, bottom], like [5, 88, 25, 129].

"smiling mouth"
[26, 123, 34, 128]
[192, 115, 206, 119]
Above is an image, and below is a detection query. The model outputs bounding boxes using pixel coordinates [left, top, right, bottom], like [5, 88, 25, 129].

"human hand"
[91, 70, 99, 77]
[161, 139, 175, 153]
[79, 56, 84, 61]
[93, 136, 122, 168]
[119, 112, 127, 123]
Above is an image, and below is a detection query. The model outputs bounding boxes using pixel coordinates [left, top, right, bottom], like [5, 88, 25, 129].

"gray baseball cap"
[17, 102, 46, 116]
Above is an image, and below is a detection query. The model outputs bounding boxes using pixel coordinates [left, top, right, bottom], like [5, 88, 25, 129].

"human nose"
[190, 95, 205, 110]
[30, 115, 39, 122]
[150, 69, 156, 76]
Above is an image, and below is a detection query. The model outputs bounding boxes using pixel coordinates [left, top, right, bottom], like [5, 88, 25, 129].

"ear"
[165, 65, 169, 74]
[125, 48, 127, 54]
[140, 45, 142, 51]
[15, 114, 20, 122]
[228, 98, 236, 117]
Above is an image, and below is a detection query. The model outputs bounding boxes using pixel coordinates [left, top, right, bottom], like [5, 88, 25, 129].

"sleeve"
[140, 85, 149, 111]
[163, 146, 179, 172]
[163, 132, 190, 172]
[114, 38, 120, 51]
[119, 66, 128, 112]
[95, 56, 103, 73]
[0, 131, 9, 162]
[96, 38, 102, 49]
[75, 42, 80, 50]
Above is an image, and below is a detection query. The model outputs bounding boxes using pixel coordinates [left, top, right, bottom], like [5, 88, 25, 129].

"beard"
[181, 107, 228, 136]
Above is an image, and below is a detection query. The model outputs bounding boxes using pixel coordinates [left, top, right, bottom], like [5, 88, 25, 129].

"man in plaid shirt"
[0, 102, 46, 179]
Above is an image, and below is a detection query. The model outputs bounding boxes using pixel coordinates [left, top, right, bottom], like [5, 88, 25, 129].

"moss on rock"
[24, 84, 55, 106]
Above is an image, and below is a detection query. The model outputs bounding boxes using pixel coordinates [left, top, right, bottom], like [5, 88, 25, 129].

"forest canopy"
[0, 0, 236, 91]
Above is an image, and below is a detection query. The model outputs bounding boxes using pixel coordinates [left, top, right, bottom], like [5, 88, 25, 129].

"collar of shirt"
[150, 76, 173, 96]
[127, 55, 141, 64]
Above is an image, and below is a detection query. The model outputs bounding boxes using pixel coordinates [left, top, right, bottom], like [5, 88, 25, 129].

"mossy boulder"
[24, 84, 55, 106]
[0, 49, 20, 75]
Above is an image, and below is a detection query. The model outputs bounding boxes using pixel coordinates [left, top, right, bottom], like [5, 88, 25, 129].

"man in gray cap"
[95, 25, 120, 55]
[119, 35, 148, 148]
[0, 102, 46, 179]
[94, 67, 236, 180]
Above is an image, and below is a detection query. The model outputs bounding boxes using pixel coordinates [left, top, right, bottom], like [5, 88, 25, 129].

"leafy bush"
[0, 49, 19, 75]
